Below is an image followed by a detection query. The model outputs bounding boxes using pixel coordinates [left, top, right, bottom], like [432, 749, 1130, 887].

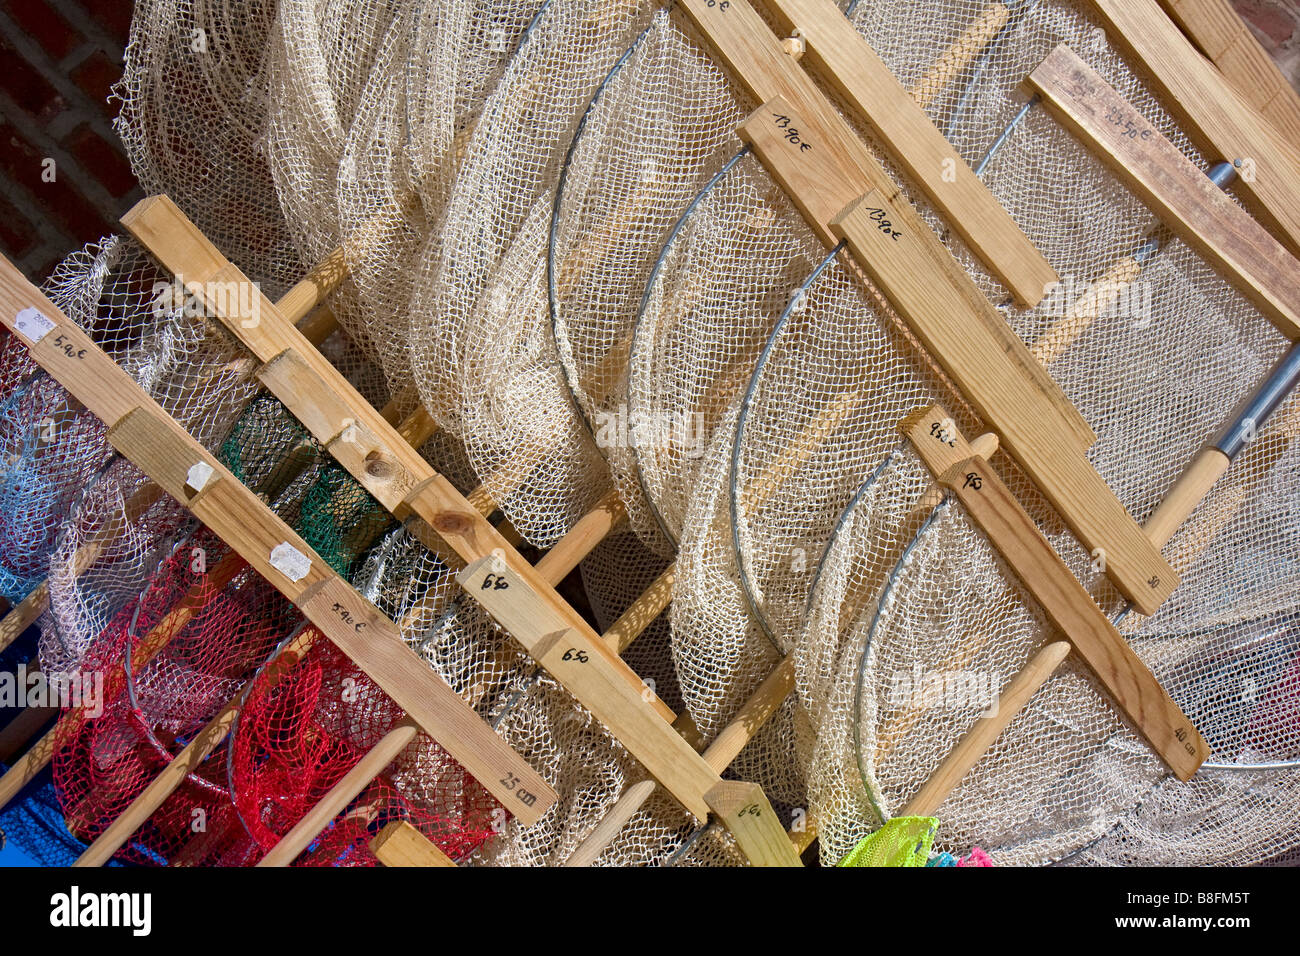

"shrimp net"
[4, 0, 1291, 867]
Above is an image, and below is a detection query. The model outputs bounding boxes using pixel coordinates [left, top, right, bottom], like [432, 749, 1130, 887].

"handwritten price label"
[772, 113, 813, 154]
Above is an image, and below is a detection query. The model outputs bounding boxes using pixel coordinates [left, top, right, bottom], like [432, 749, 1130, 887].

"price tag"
[269, 542, 312, 582]
[14, 307, 56, 343]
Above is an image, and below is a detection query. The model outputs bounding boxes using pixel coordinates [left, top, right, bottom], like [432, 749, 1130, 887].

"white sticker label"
[185, 461, 215, 492]
[14, 307, 56, 343]
[269, 542, 312, 583]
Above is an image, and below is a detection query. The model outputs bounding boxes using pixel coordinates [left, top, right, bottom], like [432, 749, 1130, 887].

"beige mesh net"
[3, 0, 1295, 867]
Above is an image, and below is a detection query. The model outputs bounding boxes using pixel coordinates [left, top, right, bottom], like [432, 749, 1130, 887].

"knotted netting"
[772, 0, 1300, 867]
[49, 526, 296, 866]
[0, 235, 254, 608]
[228, 636, 503, 866]
[11, 0, 1293, 868]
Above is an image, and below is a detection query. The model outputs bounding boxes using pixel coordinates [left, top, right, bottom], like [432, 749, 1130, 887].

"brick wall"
[0, 0, 138, 283]
[0, 1, 1297, 286]
[1236, 1, 1300, 86]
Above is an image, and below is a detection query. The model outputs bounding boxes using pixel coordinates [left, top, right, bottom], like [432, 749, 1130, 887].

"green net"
[838, 816, 939, 868]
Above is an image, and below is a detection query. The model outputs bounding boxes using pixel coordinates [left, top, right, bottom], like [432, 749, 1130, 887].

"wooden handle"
[258, 720, 420, 867]
[903, 641, 1072, 816]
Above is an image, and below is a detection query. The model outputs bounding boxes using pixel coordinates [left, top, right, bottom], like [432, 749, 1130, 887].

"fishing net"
[405, 0, 657, 546]
[25, 379, 439, 866]
[0, 236, 254, 608]
[228, 636, 502, 866]
[0, 369, 107, 606]
[259, 0, 553, 405]
[117, 0, 300, 299]
[4, 0, 1294, 868]
[778, 0, 1300, 867]
[49, 527, 296, 866]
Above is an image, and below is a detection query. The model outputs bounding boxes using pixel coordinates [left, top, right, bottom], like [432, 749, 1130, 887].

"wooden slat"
[903, 410, 1208, 780]
[704, 780, 804, 867]
[458, 556, 715, 819]
[370, 821, 458, 868]
[0, 257, 555, 824]
[738, 99, 1177, 614]
[1089, 0, 1300, 258]
[1159, 0, 1300, 148]
[1028, 44, 1300, 341]
[121, 197, 431, 480]
[763, 0, 1058, 306]
[674, 0, 1087, 427]
[120, 197, 700, 788]
[108, 412, 554, 824]
[728, 95, 1095, 463]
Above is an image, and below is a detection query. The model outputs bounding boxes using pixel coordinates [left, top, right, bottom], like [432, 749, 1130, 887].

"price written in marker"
[929, 419, 957, 448]
[50, 333, 87, 360]
[480, 572, 509, 591]
[771, 113, 814, 153]
[862, 207, 903, 241]
[330, 601, 366, 633]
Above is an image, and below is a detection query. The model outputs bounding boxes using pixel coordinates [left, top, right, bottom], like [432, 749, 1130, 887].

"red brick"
[0, 34, 66, 119]
[63, 123, 134, 196]
[0, 116, 114, 245]
[1, 0, 84, 62]
[68, 48, 120, 109]
[0, 189, 37, 259]
[65, 0, 129, 49]
[1235, 1, 1300, 50]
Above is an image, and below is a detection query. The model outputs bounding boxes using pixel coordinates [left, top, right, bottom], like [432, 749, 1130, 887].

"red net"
[49, 528, 296, 865]
[229, 638, 503, 865]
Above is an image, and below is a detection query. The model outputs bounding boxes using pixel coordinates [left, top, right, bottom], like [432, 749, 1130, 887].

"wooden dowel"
[563, 779, 657, 867]
[1144, 447, 1232, 549]
[72, 626, 320, 867]
[257, 720, 419, 867]
[294, 304, 341, 347]
[0, 583, 47, 655]
[533, 491, 627, 584]
[910, 2, 1011, 110]
[892, 380, 1298, 818]
[902, 642, 1072, 816]
[1031, 255, 1145, 368]
[701, 656, 797, 773]
[602, 565, 675, 655]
